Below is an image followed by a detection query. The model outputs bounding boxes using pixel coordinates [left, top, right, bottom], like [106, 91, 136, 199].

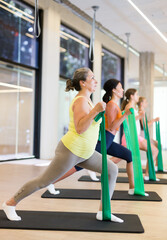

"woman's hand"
[154, 117, 160, 122]
[124, 108, 132, 116]
[138, 110, 145, 119]
[94, 101, 106, 113]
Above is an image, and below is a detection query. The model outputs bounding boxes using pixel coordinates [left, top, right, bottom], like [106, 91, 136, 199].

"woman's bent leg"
[78, 151, 123, 223]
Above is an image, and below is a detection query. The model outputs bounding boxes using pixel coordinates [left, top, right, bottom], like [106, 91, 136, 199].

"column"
[40, 6, 60, 159]
[139, 52, 154, 135]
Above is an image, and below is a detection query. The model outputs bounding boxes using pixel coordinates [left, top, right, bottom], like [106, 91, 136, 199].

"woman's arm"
[148, 117, 160, 126]
[106, 102, 131, 131]
[73, 98, 106, 134]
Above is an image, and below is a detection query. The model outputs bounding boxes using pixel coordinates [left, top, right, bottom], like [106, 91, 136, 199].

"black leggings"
[96, 130, 132, 163]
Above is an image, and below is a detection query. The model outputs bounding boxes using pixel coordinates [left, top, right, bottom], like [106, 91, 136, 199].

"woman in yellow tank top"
[3, 67, 123, 223]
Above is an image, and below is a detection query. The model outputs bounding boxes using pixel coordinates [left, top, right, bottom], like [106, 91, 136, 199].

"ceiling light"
[60, 31, 89, 48]
[0, 1, 34, 24]
[0, 0, 34, 19]
[25, 33, 34, 39]
[0, 82, 33, 92]
[127, 0, 167, 43]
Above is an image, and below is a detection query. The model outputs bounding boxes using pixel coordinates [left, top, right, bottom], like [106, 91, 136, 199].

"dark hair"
[65, 67, 90, 92]
[121, 88, 137, 110]
[102, 79, 120, 103]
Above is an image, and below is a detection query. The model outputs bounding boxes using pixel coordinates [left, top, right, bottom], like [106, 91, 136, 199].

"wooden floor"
[0, 153, 167, 240]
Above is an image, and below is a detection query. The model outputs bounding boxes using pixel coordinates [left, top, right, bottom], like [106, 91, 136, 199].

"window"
[153, 83, 167, 150]
[0, 0, 39, 68]
[58, 25, 89, 139]
[60, 24, 89, 79]
[0, 0, 41, 160]
[0, 61, 35, 160]
[101, 48, 122, 88]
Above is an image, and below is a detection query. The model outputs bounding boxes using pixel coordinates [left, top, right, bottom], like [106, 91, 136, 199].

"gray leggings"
[14, 141, 118, 203]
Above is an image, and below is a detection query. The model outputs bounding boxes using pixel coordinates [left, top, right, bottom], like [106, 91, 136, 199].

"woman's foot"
[144, 176, 149, 181]
[47, 184, 60, 195]
[144, 176, 160, 181]
[87, 170, 99, 181]
[128, 188, 134, 195]
[96, 211, 124, 223]
[128, 188, 149, 196]
[2, 202, 21, 221]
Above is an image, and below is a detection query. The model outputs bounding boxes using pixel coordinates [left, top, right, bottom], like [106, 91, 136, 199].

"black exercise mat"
[78, 175, 167, 184]
[117, 177, 167, 184]
[119, 168, 146, 173]
[41, 189, 162, 201]
[119, 168, 167, 174]
[0, 210, 144, 233]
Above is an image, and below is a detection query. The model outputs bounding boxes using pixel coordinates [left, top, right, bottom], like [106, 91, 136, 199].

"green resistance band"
[143, 114, 156, 181]
[123, 108, 145, 196]
[122, 111, 132, 151]
[156, 121, 163, 171]
[94, 111, 111, 220]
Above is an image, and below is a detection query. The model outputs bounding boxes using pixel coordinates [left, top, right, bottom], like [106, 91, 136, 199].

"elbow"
[75, 127, 84, 135]
[108, 124, 114, 131]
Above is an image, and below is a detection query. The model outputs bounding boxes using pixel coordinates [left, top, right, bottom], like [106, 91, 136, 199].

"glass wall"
[0, 1, 40, 160]
[58, 24, 89, 140]
[0, 61, 35, 160]
[153, 82, 167, 150]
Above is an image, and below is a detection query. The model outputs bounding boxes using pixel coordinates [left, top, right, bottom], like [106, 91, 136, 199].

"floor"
[0, 153, 167, 240]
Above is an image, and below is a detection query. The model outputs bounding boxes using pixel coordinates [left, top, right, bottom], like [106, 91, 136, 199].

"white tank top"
[134, 109, 141, 135]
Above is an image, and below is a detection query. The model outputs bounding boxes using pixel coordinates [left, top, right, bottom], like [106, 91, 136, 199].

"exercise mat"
[41, 189, 162, 201]
[78, 175, 167, 184]
[0, 210, 144, 233]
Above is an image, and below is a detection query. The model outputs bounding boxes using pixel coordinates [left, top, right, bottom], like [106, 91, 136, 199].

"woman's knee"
[152, 146, 158, 158]
[108, 162, 118, 178]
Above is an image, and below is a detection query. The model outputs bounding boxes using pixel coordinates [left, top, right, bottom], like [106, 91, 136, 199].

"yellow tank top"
[61, 96, 101, 159]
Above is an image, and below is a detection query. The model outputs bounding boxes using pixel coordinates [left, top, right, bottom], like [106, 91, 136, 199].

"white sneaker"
[144, 176, 149, 181]
[47, 184, 60, 195]
[128, 188, 134, 195]
[96, 211, 124, 223]
[88, 170, 99, 181]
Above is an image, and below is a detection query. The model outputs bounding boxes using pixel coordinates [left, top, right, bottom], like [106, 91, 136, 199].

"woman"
[121, 89, 158, 180]
[2, 68, 123, 223]
[137, 96, 159, 171]
[95, 79, 134, 194]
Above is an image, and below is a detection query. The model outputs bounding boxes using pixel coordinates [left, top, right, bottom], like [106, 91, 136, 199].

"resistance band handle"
[94, 111, 105, 122]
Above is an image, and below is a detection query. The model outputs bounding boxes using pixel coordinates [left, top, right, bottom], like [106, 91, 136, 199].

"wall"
[26, 0, 142, 159]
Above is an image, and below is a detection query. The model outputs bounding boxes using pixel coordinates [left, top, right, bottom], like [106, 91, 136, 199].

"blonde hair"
[137, 96, 146, 109]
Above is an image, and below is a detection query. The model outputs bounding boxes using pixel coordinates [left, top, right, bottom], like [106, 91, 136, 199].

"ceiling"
[69, 0, 167, 70]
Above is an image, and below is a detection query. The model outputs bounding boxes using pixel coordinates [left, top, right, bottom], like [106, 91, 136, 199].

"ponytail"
[65, 79, 75, 92]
